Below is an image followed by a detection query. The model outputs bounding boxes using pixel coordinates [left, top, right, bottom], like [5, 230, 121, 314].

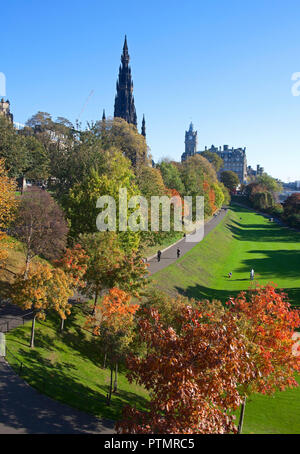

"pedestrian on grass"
[228, 272, 232, 279]
[250, 269, 254, 280]
[157, 250, 161, 262]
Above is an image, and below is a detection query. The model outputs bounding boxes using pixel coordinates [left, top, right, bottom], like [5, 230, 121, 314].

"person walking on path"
[157, 250, 161, 262]
[250, 269, 254, 280]
[177, 248, 181, 258]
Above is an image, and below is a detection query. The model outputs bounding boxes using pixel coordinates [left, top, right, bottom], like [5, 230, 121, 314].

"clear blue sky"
[1, 0, 300, 181]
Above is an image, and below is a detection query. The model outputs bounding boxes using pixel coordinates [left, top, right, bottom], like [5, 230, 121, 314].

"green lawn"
[152, 204, 300, 307]
[153, 204, 300, 434]
[6, 305, 148, 421]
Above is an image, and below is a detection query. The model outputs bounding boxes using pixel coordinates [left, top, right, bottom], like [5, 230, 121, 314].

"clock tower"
[183, 122, 197, 161]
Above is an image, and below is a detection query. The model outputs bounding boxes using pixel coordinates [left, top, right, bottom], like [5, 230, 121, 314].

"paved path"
[0, 358, 114, 434]
[147, 207, 228, 274]
[0, 208, 228, 434]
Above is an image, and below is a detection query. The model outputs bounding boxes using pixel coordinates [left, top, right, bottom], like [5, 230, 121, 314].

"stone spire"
[141, 114, 146, 138]
[114, 36, 137, 126]
[102, 109, 106, 121]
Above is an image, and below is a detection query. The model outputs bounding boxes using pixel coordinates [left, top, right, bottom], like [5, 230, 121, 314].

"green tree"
[256, 173, 282, 194]
[79, 232, 148, 314]
[220, 170, 239, 193]
[157, 160, 185, 194]
[65, 149, 141, 251]
[24, 136, 50, 180]
[201, 151, 224, 172]
[96, 117, 150, 169]
[0, 116, 28, 177]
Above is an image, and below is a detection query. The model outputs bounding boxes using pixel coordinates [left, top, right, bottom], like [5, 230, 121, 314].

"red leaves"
[228, 284, 300, 395]
[117, 300, 255, 434]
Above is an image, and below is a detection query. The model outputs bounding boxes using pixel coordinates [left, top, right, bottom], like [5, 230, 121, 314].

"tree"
[0, 159, 18, 266]
[227, 284, 300, 433]
[96, 117, 150, 168]
[54, 244, 89, 330]
[157, 160, 185, 194]
[0, 116, 28, 177]
[54, 243, 88, 291]
[220, 170, 239, 193]
[282, 193, 300, 228]
[65, 149, 141, 251]
[79, 232, 148, 314]
[23, 136, 50, 180]
[11, 263, 73, 347]
[87, 288, 139, 404]
[201, 151, 224, 172]
[13, 188, 68, 276]
[117, 299, 255, 434]
[136, 166, 166, 199]
[256, 173, 282, 194]
[283, 193, 300, 217]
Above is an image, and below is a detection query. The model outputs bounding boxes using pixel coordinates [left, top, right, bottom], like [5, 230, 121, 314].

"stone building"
[0, 98, 13, 122]
[181, 122, 198, 162]
[206, 145, 248, 184]
[247, 164, 264, 178]
[180, 123, 248, 183]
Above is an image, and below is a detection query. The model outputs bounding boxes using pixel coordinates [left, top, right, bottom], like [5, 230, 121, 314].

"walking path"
[0, 357, 114, 434]
[147, 207, 228, 274]
[0, 208, 228, 434]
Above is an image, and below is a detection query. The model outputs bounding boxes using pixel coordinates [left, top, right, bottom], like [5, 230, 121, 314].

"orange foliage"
[90, 288, 139, 336]
[54, 243, 88, 290]
[227, 284, 300, 394]
[116, 303, 256, 434]
[0, 159, 18, 266]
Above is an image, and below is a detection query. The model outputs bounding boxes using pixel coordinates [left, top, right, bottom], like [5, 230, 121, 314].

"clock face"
[189, 135, 193, 140]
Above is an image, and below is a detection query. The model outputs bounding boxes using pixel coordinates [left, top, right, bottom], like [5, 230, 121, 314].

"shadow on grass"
[175, 283, 300, 308]
[175, 284, 240, 303]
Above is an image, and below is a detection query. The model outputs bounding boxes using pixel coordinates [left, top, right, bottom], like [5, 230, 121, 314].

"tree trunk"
[103, 352, 107, 369]
[30, 314, 36, 348]
[92, 290, 99, 315]
[106, 365, 113, 406]
[24, 253, 31, 279]
[113, 362, 118, 393]
[238, 396, 247, 434]
[60, 318, 64, 332]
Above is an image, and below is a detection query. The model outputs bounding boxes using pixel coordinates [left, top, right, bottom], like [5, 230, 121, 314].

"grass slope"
[6, 305, 148, 421]
[153, 204, 300, 434]
[152, 204, 300, 307]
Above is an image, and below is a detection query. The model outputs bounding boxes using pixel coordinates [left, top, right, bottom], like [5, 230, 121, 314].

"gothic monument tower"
[114, 36, 137, 126]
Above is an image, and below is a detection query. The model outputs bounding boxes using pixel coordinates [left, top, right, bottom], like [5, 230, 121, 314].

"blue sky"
[1, 0, 300, 181]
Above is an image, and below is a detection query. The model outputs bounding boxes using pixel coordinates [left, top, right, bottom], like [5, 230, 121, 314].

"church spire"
[141, 114, 146, 138]
[114, 36, 137, 126]
[102, 109, 106, 121]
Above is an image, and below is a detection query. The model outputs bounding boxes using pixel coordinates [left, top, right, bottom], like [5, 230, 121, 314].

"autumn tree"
[12, 188, 68, 276]
[283, 193, 300, 228]
[227, 284, 300, 433]
[96, 117, 150, 169]
[201, 150, 224, 172]
[220, 170, 240, 193]
[87, 288, 139, 404]
[0, 159, 18, 266]
[65, 149, 141, 252]
[11, 263, 73, 347]
[117, 298, 255, 434]
[79, 232, 148, 314]
[54, 244, 88, 330]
